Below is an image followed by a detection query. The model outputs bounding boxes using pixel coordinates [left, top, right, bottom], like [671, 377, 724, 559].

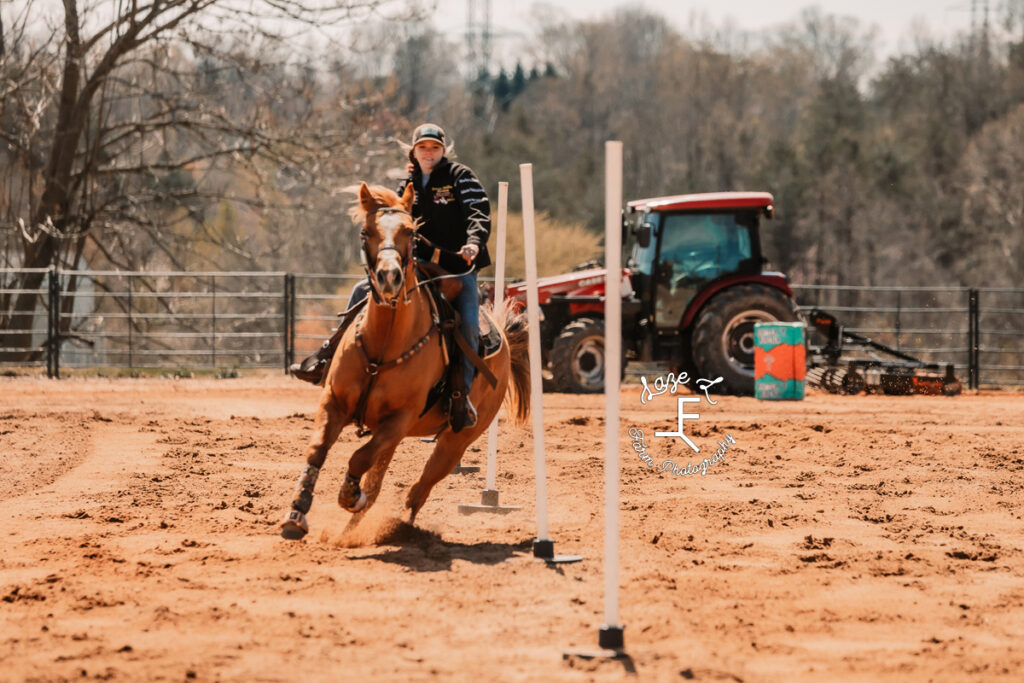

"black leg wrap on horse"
[291, 464, 320, 514]
[339, 471, 367, 512]
[345, 472, 361, 497]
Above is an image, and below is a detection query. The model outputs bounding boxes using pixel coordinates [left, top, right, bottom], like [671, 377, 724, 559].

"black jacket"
[397, 158, 491, 274]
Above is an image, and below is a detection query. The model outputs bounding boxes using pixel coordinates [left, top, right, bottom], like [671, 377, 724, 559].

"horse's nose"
[376, 265, 403, 295]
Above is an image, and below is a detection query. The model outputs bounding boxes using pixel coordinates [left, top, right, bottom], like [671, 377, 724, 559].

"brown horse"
[280, 182, 530, 539]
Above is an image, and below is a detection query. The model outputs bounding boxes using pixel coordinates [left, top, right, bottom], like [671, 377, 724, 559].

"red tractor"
[505, 191, 799, 394]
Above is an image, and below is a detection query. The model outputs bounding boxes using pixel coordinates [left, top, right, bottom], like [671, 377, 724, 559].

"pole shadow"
[350, 521, 534, 572]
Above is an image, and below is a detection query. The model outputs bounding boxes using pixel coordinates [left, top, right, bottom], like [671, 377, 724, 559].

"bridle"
[360, 206, 416, 306]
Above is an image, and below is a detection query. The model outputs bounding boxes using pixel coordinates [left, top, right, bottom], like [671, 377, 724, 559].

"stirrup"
[463, 397, 478, 428]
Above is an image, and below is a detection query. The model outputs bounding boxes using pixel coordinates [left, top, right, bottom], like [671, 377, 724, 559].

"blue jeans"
[452, 272, 480, 392]
[345, 271, 479, 391]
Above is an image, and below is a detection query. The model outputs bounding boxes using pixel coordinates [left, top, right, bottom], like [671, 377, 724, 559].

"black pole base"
[563, 626, 630, 666]
[598, 625, 625, 651]
[533, 538, 583, 564]
[533, 538, 554, 558]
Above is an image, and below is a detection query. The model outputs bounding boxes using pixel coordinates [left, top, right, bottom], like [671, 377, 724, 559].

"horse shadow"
[349, 520, 533, 572]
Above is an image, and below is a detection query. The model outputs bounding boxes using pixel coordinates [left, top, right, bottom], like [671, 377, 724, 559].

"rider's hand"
[458, 244, 480, 264]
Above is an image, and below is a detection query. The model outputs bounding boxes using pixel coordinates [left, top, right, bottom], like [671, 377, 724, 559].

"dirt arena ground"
[1, 375, 1022, 682]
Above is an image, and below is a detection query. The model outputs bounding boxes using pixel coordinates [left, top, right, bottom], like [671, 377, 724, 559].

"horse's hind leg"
[405, 428, 479, 524]
[281, 390, 347, 540]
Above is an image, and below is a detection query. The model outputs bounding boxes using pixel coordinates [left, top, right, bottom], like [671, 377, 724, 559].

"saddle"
[414, 262, 498, 430]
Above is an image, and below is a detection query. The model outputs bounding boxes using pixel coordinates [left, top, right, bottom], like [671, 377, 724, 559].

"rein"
[408, 233, 477, 293]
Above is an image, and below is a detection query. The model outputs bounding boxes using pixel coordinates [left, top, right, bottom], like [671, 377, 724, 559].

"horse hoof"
[281, 522, 307, 540]
[280, 510, 309, 540]
[344, 490, 367, 513]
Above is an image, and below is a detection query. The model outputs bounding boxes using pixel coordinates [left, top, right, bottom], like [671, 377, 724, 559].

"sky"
[430, 0, 978, 68]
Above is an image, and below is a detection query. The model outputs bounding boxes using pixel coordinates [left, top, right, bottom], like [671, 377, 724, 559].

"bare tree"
[0, 0, 411, 361]
[955, 104, 1024, 287]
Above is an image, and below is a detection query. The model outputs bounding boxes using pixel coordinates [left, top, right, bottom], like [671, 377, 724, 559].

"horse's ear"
[359, 182, 377, 215]
[400, 182, 414, 213]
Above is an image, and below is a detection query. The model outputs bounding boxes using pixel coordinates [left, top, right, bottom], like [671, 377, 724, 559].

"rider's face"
[413, 141, 444, 173]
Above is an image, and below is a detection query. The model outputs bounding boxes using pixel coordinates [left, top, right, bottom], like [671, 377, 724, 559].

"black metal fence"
[790, 285, 1024, 390]
[0, 268, 361, 377]
[2, 268, 1022, 388]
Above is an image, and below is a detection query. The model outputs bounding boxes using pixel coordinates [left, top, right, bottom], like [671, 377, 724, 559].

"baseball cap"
[411, 123, 446, 147]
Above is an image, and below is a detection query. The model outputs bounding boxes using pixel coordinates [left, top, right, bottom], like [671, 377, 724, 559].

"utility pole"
[466, 0, 493, 77]
[969, 0, 992, 57]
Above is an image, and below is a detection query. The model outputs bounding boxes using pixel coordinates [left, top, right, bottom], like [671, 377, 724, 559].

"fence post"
[46, 267, 54, 378]
[210, 275, 217, 369]
[968, 289, 979, 389]
[895, 289, 902, 353]
[47, 267, 60, 379]
[283, 273, 294, 374]
[128, 275, 134, 370]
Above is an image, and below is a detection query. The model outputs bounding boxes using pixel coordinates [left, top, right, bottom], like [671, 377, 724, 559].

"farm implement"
[804, 309, 963, 396]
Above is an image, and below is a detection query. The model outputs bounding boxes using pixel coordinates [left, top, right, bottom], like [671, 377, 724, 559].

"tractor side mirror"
[637, 223, 652, 249]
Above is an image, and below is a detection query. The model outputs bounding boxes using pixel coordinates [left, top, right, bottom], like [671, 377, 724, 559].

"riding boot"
[289, 307, 359, 385]
[448, 390, 478, 433]
[447, 354, 478, 432]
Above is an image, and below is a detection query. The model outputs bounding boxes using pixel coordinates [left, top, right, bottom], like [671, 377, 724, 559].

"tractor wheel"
[692, 284, 798, 395]
[550, 318, 607, 393]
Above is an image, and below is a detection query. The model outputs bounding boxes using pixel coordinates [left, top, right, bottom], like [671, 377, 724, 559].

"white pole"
[486, 182, 509, 492]
[520, 164, 550, 541]
[603, 141, 623, 629]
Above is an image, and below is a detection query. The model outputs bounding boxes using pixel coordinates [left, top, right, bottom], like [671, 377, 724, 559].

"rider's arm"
[453, 165, 490, 251]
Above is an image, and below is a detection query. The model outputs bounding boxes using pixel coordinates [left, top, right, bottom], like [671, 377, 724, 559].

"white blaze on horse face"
[374, 213, 407, 298]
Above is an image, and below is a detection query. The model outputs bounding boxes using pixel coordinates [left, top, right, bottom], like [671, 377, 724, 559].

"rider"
[290, 123, 491, 428]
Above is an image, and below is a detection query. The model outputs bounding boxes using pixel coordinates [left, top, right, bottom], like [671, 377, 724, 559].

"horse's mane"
[347, 184, 401, 223]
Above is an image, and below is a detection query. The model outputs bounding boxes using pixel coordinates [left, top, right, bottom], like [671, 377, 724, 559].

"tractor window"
[654, 212, 755, 329]
[659, 213, 752, 280]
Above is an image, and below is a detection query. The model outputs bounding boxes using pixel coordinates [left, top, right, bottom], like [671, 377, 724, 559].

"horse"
[280, 182, 531, 539]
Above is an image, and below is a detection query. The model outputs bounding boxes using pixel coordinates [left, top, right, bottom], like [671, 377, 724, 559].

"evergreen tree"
[511, 63, 527, 96]
[493, 69, 512, 110]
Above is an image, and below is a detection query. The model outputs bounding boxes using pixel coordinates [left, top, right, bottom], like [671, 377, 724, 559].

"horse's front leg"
[338, 412, 412, 513]
[340, 449, 397, 533]
[405, 427, 480, 524]
[281, 389, 348, 540]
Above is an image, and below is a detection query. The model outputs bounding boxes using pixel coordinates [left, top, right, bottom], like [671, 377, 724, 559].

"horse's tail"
[496, 298, 531, 426]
